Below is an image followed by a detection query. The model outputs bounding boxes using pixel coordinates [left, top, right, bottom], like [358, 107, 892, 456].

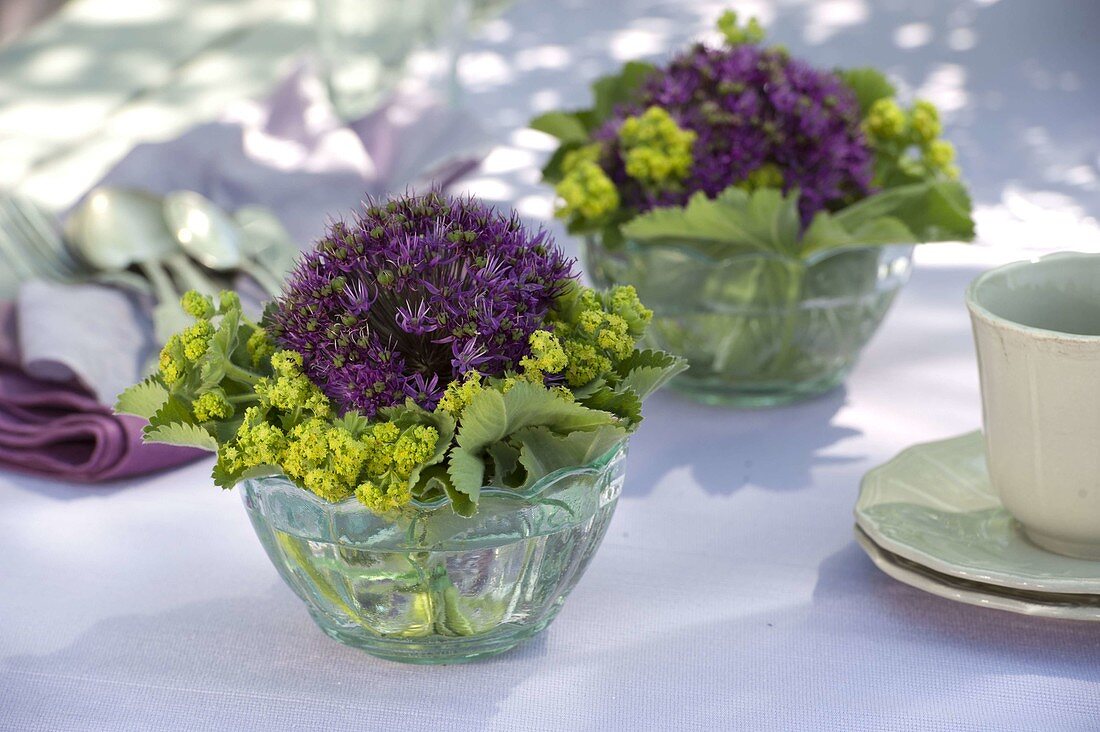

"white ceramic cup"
[967, 252, 1100, 560]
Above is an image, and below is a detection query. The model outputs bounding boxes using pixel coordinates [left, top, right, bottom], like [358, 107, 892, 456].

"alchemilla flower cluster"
[118, 191, 684, 517]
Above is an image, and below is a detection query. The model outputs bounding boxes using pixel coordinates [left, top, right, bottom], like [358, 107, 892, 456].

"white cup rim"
[965, 252, 1100, 343]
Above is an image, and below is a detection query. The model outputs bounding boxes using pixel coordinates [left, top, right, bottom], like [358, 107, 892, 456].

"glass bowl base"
[670, 369, 847, 408]
[313, 613, 555, 664]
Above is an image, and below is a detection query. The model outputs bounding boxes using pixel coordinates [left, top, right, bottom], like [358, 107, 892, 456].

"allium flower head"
[601, 39, 874, 224]
[269, 191, 575, 417]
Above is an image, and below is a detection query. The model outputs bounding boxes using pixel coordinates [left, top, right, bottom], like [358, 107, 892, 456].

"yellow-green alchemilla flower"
[279, 418, 368, 502]
[555, 152, 620, 225]
[519, 330, 568, 381]
[923, 139, 959, 179]
[193, 389, 233, 422]
[219, 406, 287, 474]
[551, 284, 651, 388]
[355, 421, 439, 514]
[909, 100, 942, 143]
[618, 106, 696, 189]
[717, 10, 765, 47]
[254, 350, 331, 416]
[864, 98, 907, 141]
[157, 316, 215, 385]
[737, 163, 785, 192]
[247, 328, 275, 367]
[436, 371, 484, 417]
[181, 290, 215, 319]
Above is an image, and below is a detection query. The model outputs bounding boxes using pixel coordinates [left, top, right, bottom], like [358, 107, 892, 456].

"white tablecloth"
[3, 0, 1100, 729]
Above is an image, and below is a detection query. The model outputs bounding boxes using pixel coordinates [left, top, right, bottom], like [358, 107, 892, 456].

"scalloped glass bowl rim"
[236, 439, 627, 514]
[586, 235, 916, 267]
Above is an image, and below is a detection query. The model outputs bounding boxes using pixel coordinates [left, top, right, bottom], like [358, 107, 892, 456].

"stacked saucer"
[855, 431, 1100, 620]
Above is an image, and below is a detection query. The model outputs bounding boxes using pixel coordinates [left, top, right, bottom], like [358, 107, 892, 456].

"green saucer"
[856, 431, 1100, 595]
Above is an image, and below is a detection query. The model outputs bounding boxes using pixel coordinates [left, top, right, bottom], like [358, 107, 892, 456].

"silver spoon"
[65, 188, 218, 343]
[163, 191, 285, 297]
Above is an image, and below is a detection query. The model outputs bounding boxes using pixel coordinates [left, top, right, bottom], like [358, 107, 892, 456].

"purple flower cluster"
[604, 43, 874, 224]
[269, 191, 575, 416]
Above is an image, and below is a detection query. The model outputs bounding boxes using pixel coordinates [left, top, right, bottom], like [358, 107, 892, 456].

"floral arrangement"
[116, 191, 684, 517]
[532, 11, 975, 255]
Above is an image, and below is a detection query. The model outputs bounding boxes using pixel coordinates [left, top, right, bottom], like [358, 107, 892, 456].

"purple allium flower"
[604, 43, 874, 224]
[269, 191, 575, 416]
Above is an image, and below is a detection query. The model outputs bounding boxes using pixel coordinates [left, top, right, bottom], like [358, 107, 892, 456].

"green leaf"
[213, 461, 281, 490]
[199, 306, 241, 390]
[210, 412, 246, 444]
[514, 425, 627, 488]
[486, 440, 522, 487]
[260, 300, 280, 330]
[146, 395, 192, 430]
[447, 447, 488, 507]
[441, 585, 477, 636]
[114, 377, 169, 419]
[442, 480, 476, 518]
[540, 142, 583, 184]
[411, 463, 456, 504]
[144, 421, 217, 451]
[837, 67, 896, 117]
[529, 111, 590, 143]
[591, 61, 656, 121]
[801, 210, 916, 254]
[380, 400, 456, 493]
[615, 349, 688, 400]
[448, 382, 618, 500]
[830, 180, 975, 245]
[580, 387, 642, 426]
[334, 410, 372, 437]
[622, 187, 804, 257]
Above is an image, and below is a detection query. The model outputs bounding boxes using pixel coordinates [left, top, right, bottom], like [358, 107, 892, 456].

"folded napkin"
[0, 299, 203, 481]
[0, 62, 488, 484]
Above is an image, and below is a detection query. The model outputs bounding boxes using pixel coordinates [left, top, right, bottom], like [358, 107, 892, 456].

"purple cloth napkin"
[0, 302, 203, 482]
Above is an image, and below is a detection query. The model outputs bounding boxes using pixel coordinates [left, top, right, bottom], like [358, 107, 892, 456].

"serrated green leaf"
[200, 306, 241, 389]
[622, 187, 803, 256]
[213, 460, 281, 489]
[615, 349, 688, 400]
[114, 377, 169, 419]
[826, 180, 975, 248]
[381, 401, 456, 492]
[211, 457, 237, 489]
[147, 396, 193, 429]
[486, 440, 522, 487]
[529, 111, 590, 143]
[334, 410, 373, 437]
[211, 412, 246, 444]
[144, 421, 217, 451]
[514, 425, 627, 488]
[446, 447, 488, 507]
[837, 67, 896, 117]
[448, 382, 618, 500]
[411, 463, 452, 503]
[260, 300, 280, 330]
[442, 481, 476, 518]
[580, 387, 642, 425]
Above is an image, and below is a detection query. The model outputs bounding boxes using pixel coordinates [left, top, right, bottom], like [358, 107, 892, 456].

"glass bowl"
[239, 442, 627, 664]
[583, 237, 914, 407]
